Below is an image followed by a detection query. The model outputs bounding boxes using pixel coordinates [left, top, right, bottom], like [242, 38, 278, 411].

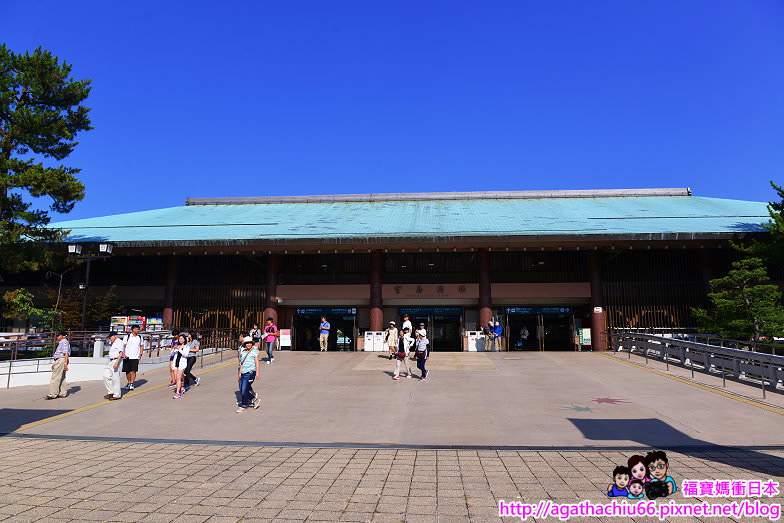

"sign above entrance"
[505, 307, 571, 315]
[295, 307, 357, 315]
[383, 283, 478, 299]
[399, 307, 463, 316]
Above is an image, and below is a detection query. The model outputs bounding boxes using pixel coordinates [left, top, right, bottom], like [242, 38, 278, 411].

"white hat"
[416, 329, 426, 337]
[242, 336, 253, 344]
[389, 321, 396, 325]
[495, 321, 500, 326]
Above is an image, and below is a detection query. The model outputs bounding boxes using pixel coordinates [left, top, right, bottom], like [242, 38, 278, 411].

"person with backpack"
[384, 321, 398, 360]
[414, 329, 430, 381]
[392, 327, 414, 380]
[236, 336, 260, 412]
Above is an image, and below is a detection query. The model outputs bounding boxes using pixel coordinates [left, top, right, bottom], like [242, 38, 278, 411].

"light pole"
[66, 243, 114, 331]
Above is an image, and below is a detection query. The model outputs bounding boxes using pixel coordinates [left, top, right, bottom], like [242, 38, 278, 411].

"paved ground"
[2, 351, 782, 447]
[0, 437, 782, 522]
[1, 351, 783, 522]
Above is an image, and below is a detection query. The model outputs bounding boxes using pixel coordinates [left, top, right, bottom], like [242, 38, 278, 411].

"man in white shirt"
[122, 325, 145, 390]
[103, 331, 124, 400]
[401, 314, 412, 333]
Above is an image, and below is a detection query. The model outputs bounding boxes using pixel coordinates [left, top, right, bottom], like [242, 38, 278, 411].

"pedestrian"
[103, 331, 124, 401]
[236, 333, 256, 405]
[384, 321, 398, 360]
[236, 336, 261, 412]
[401, 314, 412, 333]
[414, 329, 430, 380]
[319, 316, 330, 352]
[45, 332, 70, 399]
[168, 334, 180, 387]
[182, 333, 201, 390]
[249, 323, 262, 348]
[263, 317, 278, 364]
[519, 326, 529, 350]
[494, 321, 504, 351]
[393, 327, 414, 380]
[172, 334, 189, 399]
[122, 325, 145, 390]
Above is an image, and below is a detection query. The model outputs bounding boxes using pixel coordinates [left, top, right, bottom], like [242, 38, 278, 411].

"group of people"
[383, 314, 431, 381]
[607, 451, 677, 500]
[44, 325, 148, 401]
[235, 318, 279, 412]
[168, 331, 202, 399]
[483, 320, 505, 351]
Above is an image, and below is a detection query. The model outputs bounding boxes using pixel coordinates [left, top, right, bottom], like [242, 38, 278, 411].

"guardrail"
[611, 332, 784, 398]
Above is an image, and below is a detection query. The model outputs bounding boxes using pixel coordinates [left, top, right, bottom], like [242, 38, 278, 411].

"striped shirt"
[53, 338, 71, 359]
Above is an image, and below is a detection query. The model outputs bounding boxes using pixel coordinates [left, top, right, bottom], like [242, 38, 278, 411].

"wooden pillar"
[370, 250, 384, 331]
[478, 248, 492, 327]
[263, 253, 279, 325]
[163, 256, 178, 327]
[588, 250, 607, 351]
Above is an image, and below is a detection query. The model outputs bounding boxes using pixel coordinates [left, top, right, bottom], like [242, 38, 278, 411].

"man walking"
[319, 316, 330, 352]
[103, 331, 124, 401]
[123, 325, 145, 390]
[45, 332, 70, 399]
[401, 314, 412, 333]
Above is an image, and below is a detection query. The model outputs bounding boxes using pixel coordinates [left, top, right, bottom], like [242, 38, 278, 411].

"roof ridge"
[186, 188, 692, 206]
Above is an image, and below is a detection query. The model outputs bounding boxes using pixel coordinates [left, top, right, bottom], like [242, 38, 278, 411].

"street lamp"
[66, 243, 114, 331]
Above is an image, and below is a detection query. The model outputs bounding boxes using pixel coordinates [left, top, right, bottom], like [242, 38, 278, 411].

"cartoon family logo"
[607, 450, 677, 500]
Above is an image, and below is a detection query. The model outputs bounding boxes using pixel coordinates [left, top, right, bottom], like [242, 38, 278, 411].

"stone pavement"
[3, 351, 783, 447]
[0, 437, 782, 522]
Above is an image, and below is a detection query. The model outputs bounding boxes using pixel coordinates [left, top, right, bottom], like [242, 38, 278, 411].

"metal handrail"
[611, 332, 784, 398]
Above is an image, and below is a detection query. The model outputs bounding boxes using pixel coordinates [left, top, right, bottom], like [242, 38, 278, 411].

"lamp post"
[66, 243, 114, 331]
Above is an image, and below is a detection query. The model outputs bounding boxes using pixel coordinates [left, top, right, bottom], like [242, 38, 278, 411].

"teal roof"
[52, 193, 770, 246]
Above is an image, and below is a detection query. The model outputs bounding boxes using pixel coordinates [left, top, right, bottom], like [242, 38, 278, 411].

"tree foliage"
[0, 44, 92, 276]
[692, 258, 784, 342]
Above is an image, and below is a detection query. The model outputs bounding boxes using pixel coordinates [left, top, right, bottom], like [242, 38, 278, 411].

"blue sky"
[4, 1, 783, 221]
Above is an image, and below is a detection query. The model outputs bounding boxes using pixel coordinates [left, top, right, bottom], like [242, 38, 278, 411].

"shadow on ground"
[0, 408, 70, 433]
[570, 418, 784, 475]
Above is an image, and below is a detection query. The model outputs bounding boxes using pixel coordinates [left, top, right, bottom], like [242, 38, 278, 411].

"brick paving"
[0, 437, 782, 522]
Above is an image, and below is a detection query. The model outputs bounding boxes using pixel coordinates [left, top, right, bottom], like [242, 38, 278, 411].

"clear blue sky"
[4, 1, 783, 221]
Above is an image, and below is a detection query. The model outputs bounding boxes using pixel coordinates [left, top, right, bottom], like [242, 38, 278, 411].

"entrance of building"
[292, 307, 357, 351]
[505, 307, 576, 351]
[399, 307, 463, 351]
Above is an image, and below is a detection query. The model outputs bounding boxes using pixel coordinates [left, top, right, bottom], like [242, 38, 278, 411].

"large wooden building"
[8, 189, 770, 351]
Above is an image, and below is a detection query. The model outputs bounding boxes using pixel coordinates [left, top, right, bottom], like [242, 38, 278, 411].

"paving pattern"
[1, 437, 782, 522]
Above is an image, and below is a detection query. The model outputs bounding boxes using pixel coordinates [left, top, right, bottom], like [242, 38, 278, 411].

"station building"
[22, 188, 770, 351]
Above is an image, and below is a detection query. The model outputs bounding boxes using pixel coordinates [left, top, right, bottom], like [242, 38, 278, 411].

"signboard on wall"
[279, 329, 291, 347]
[505, 307, 571, 315]
[295, 307, 357, 315]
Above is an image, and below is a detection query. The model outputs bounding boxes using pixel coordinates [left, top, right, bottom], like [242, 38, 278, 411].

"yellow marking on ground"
[599, 352, 784, 416]
[15, 360, 237, 432]
[353, 352, 497, 371]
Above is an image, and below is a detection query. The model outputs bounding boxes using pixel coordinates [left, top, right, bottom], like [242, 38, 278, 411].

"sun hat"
[242, 336, 253, 344]
[416, 329, 426, 337]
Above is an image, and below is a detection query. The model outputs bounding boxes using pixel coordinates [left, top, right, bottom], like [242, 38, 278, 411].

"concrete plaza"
[1, 351, 783, 522]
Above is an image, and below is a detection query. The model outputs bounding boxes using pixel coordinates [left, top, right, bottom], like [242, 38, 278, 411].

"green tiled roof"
[52, 190, 769, 246]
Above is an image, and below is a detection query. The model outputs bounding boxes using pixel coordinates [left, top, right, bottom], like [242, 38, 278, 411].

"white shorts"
[173, 352, 188, 370]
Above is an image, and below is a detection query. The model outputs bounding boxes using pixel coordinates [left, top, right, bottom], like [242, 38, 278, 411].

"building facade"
[6, 189, 769, 350]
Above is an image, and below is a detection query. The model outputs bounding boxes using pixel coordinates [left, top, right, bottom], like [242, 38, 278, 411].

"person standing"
[122, 325, 145, 390]
[393, 327, 414, 380]
[103, 331, 124, 401]
[519, 326, 529, 350]
[45, 332, 70, 399]
[318, 316, 330, 352]
[263, 317, 278, 364]
[494, 321, 504, 351]
[172, 334, 189, 399]
[414, 329, 430, 381]
[384, 321, 398, 360]
[249, 323, 262, 348]
[182, 333, 201, 389]
[236, 336, 261, 412]
[401, 314, 412, 333]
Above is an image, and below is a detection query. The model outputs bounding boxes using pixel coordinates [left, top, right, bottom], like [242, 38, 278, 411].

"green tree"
[692, 258, 784, 345]
[0, 44, 92, 276]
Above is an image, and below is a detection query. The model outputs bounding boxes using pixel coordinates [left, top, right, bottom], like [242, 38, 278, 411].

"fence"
[611, 331, 784, 398]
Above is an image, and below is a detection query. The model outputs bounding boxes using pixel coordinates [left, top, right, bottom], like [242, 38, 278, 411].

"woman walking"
[384, 321, 398, 360]
[392, 327, 414, 380]
[414, 329, 430, 381]
[263, 318, 278, 364]
[237, 336, 260, 412]
[172, 334, 189, 398]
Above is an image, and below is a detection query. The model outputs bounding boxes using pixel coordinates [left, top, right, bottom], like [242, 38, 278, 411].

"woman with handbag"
[392, 327, 414, 380]
[414, 329, 430, 381]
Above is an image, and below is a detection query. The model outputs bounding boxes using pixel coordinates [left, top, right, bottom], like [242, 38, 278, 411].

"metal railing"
[611, 331, 784, 398]
[1, 357, 53, 389]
